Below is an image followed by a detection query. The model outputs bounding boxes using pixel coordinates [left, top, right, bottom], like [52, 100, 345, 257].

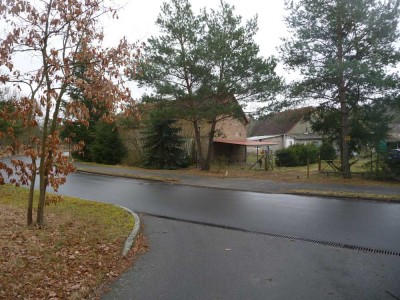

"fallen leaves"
[0, 185, 146, 299]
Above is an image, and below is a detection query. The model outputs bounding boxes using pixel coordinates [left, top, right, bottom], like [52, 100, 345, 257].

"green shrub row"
[275, 143, 330, 167]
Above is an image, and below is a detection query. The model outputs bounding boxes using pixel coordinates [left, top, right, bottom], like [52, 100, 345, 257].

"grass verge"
[76, 167, 179, 183]
[177, 161, 400, 186]
[0, 185, 147, 299]
[75, 159, 400, 189]
[288, 189, 400, 202]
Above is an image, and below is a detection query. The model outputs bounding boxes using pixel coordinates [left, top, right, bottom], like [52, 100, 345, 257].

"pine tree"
[136, 0, 281, 171]
[281, 0, 400, 178]
[90, 122, 126, 165]
[142, 114, 188, 170]
[61, 55, 106, 161]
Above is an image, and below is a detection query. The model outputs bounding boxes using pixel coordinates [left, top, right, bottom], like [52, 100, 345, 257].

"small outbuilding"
[248, 107, 322, 151]
[213, 138, 277, 164]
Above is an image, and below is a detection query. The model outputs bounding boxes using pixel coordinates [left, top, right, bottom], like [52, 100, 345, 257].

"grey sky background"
[101, 0, 290, 103]
[103, 0, 287, 58]
[3, 1, 399, 107]
[0, 0, 288, 111]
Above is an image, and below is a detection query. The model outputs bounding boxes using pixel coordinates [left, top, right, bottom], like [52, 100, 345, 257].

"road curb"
[75, 168, 179, 183]
[116, 205, 141, 257]
[285, 191, 400, 203]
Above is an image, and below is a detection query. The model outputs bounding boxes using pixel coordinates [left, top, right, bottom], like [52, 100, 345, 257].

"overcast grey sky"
[103, 0, 288, 63]
[3, 0, 289, 108]
[101, 0, 289, 101]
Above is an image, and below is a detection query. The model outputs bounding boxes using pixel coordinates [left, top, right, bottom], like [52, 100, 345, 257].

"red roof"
[213, 138, 277, 146]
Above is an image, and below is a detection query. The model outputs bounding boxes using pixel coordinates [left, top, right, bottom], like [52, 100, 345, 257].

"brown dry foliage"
[0, 186, 147, 299]
[0, 0, 139, 226]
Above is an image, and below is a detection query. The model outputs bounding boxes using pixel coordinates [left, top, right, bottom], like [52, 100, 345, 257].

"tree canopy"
[136, 0, 282, 170]
[0, 0, 136, 226]
[281, 0, 400, 178]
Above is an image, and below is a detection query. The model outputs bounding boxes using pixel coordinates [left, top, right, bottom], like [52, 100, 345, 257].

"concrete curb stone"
[116, 205, 141, 257]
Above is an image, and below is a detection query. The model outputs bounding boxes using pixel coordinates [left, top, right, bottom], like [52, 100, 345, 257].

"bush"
[320, 142, 337, 160]
[275, 148, 299, 167]
[90, 122, 126, 165]
[276, 144, 319, 167]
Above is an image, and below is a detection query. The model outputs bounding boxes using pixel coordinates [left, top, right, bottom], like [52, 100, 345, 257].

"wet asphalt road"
[56, 172, 400, 253]
[104, 215, 400, 300]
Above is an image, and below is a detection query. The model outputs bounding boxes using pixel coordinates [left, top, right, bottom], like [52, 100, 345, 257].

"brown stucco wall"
[179, 117, 246, 140]
[119, 116, 247, 165]
[118, 127, 143, 165]
[178, 117, 247, 162]
[216, 118, 247, 139]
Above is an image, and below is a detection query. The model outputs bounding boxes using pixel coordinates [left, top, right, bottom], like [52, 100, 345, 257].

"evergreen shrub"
[276, 144, 319, 167]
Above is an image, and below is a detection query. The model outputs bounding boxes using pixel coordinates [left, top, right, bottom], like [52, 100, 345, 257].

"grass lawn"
[0, 185, 146, 299]
[177, 159, 399, 185]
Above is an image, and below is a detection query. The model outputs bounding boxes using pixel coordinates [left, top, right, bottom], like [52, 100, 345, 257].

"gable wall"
[287, 120, 313, 135]
[179, 117, 247, 162]
[216, 117, 247, 139]
[179, 117, 247, 140]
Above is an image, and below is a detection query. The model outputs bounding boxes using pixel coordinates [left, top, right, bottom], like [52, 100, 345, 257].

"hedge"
[276, 144, 319, 167]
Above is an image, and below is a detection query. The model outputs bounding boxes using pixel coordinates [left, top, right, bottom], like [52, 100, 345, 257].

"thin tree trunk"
[36, 157, 47, 227]
[36, 4, 52, 227]
[37, 148, 52, 227]
[340, 105, 351, 178]
[27, 159, 36, 226]
[193, 121, 205, 170]
[203, 119, 217, 171]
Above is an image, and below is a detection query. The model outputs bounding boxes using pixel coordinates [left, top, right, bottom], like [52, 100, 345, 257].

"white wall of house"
[247, 135, 281, 153]
[283, 135, 295, 148]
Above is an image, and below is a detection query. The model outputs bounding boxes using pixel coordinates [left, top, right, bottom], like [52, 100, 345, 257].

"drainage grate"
[144, 213, 400, 257]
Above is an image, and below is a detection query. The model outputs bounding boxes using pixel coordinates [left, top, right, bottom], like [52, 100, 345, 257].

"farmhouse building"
[248, 107, 322, 151]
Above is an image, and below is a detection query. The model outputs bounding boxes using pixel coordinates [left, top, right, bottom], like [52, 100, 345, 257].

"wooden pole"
[256, 146, 259, 168]
[318, 154, 321, 171]
[245, 146, 247, 169]
[370, 149, 373, 173]
[270, 148, 274, 170]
